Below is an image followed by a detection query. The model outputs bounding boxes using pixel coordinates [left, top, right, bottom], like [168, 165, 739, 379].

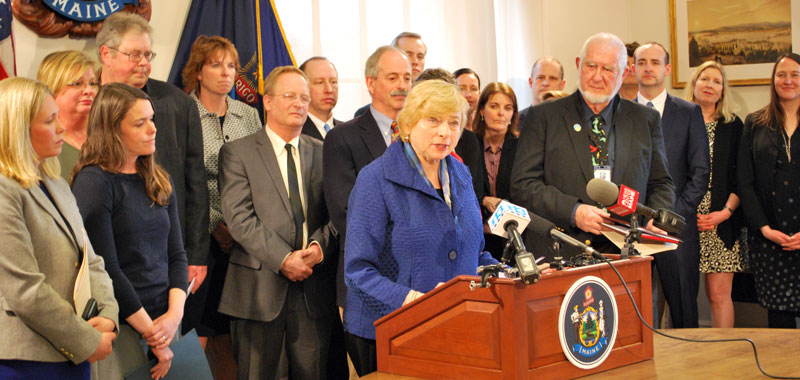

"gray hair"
[364, 45, 407, 78]
[96, 12, 153, 60]
[578, 32, 627, 77]
[577, 33, 627, 101]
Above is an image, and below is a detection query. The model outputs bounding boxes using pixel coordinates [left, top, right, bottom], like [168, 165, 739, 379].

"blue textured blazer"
[343, 142, 497, 340]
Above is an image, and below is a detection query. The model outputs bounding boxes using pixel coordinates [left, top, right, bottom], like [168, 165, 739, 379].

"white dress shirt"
[265, 125, 308, 247]
[637, 88, 668, 117]
[307, 112, 334, 139]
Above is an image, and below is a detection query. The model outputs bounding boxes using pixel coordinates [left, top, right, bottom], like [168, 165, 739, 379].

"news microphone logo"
[606, 185, 638, 216]
[488, 201, 530, 238]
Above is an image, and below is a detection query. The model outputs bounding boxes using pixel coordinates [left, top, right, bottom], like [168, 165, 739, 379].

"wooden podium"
[374, 256, 654, 380]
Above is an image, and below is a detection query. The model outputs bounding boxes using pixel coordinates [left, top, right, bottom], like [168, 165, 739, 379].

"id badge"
[593, 165, 611, 180]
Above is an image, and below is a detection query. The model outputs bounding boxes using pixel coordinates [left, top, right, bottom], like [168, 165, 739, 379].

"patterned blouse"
[191, 91, 263, 233]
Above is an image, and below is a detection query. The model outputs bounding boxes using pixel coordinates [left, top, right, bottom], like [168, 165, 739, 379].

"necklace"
[782, 128, 792, 163]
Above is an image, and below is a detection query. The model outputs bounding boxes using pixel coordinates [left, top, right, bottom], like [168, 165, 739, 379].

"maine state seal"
[558, 276, 618, 369]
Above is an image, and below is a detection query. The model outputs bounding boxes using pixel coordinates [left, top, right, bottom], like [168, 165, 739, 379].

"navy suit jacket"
[657, 94, 710, 242]
[323, 110, 387, 305]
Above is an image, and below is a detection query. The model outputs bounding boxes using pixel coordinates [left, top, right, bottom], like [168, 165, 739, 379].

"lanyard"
[402, 141, 452, 210]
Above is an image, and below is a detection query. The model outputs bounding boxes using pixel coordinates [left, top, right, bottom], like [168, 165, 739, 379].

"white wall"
[12, 0, 771, 117]
[13, 0, 192, 82]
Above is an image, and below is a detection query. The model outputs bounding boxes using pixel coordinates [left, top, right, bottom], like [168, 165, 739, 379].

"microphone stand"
[549, 240, 567, 271]
[621, 214, 642, 259]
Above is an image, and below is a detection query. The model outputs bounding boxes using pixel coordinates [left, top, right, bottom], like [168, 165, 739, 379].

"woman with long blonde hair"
[0, 77, 117, 380]
[684, 60, 745, 328]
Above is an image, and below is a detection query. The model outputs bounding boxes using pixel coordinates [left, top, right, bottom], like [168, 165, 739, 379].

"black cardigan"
[709, 116, 744, 249]
[738, 113, 785, 233]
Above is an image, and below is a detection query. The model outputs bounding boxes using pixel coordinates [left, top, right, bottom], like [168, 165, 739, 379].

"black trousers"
[767, 309, 800, 328]
[344, 331, 376, 377]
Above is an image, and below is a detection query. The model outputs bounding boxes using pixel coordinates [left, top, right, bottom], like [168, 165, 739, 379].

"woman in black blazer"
[473, 82, 520, 260]
[685, 61, 745, 328]
[738, 53, 800, 328]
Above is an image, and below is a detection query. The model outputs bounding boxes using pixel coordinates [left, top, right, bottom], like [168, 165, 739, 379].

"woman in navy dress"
[73, 83, 188, 379]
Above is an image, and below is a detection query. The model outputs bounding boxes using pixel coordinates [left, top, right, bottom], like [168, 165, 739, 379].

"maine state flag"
[167, 0, 296, 120]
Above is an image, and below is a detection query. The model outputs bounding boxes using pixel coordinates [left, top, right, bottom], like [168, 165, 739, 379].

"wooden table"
[363, 328, 800, 379]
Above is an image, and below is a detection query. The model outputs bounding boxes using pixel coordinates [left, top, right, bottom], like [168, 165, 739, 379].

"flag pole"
[255, 0, 266, 120]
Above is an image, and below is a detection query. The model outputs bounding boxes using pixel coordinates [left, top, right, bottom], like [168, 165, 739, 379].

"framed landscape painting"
[669, 0, 800, 87]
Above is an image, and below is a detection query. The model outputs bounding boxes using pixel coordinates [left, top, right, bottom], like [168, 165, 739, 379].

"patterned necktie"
[589, 115, 608, 167]
[285, 144, 305, 250]
[390, 121, 399, 142]
[324, 123, 331, 133]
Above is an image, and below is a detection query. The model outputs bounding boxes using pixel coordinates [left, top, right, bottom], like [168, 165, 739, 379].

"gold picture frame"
[669, 0, 797, 88]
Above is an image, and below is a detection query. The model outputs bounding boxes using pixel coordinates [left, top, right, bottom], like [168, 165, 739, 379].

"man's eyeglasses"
[109, 47, 157, 62]
[271, 92, 310, 104]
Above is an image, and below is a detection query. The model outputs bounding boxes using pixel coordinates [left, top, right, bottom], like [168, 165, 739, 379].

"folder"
[124, 329, 213, 380]
[73, 229, 92, 316]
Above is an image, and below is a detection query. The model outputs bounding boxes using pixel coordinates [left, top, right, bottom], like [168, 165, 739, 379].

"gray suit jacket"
[0, 175, 118, 364]
[217, 128, 336, 322]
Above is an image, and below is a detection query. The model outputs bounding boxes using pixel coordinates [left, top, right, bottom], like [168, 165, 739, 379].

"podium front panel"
[375, 256, 655, 379]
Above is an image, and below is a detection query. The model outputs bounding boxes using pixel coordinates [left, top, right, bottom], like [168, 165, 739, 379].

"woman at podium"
[342, 80, 497, 376]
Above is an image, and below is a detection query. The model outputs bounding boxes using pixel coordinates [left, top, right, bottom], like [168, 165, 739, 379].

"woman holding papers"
[73, 83, 188, 379]
[343, 80, 497, 376]
[685, 61, 745, 328]
[0, 78, 118, 379]
[473, 82, 520, 260]
[739, 53, 800, 328]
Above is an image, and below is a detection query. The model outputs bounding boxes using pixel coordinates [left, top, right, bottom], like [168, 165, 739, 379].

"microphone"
[487, 200, 540, 284]
[527, 212, 604, 259]
[586, 178, 686, 235]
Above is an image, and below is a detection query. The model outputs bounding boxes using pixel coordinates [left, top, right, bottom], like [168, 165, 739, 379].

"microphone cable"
[591, 254, 800, 379]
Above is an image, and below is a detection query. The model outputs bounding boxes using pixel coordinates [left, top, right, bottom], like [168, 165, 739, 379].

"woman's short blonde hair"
[684, 60, 737, 123]
[0, 78, 58, 187]
[37, 50, 98, 95]
[396, 79, 468, 141]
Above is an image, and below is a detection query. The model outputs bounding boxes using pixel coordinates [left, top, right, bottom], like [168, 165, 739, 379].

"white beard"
[578, 74, 624, 105]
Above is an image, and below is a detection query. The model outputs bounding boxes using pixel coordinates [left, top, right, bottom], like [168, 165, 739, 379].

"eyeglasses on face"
[271, 92, 311, 104]
[109, 47, 157, 62]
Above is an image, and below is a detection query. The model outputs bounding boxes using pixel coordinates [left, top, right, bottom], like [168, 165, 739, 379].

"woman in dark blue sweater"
[72, 83, 188, 380]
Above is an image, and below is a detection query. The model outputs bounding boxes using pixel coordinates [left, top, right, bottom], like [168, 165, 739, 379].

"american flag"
[0, 0, 15, 80]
